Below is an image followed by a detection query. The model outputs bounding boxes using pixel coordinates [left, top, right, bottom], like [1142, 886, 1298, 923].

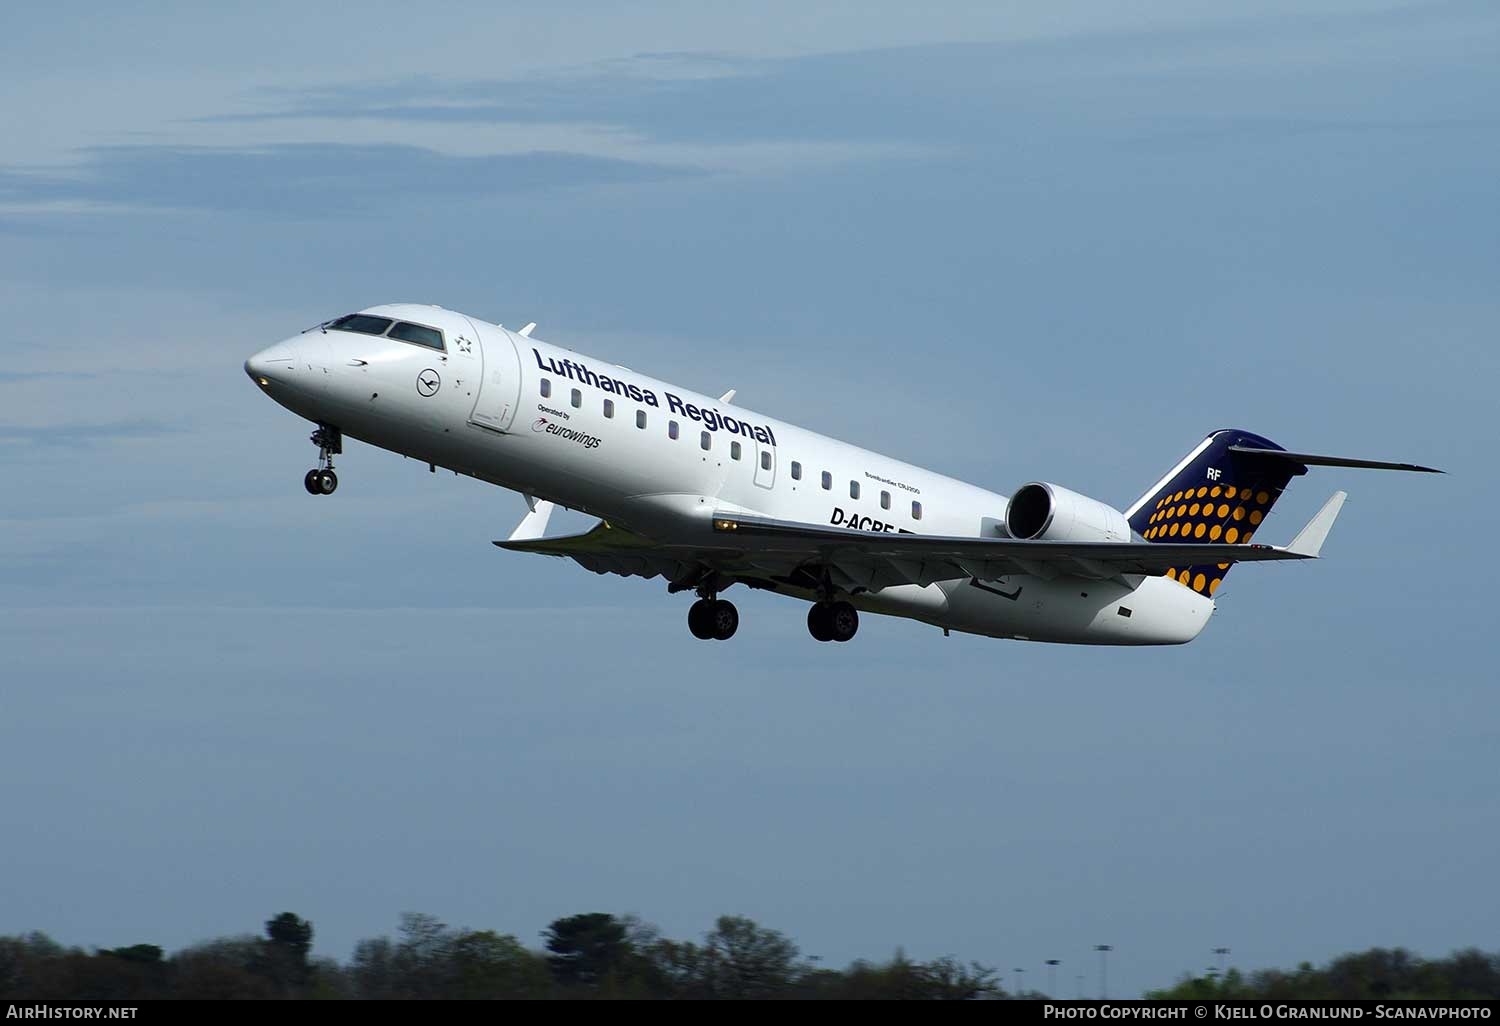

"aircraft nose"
[245, 341, 298, 385]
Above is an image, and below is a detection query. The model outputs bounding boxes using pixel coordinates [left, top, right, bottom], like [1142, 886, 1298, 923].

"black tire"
[304, 469, 320, 494]
[710, 600, 738, 641]
[687, 599, 716, 640]
[316, 469, 338, 495]
[807, 603, 834, 642]
[829, 601, 859, 642]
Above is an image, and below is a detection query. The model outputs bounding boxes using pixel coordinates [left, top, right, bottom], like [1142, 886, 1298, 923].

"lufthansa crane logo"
[416, 370, 441, 397]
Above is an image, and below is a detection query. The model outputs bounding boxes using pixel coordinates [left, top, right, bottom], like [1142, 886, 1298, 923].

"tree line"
[1147, 948, 1500, 1001]
[0, 912, 999, 1000]
[3, 912, 1497, 1000]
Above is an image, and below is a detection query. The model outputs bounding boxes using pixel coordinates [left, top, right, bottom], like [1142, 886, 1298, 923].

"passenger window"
[603, 398, 614, 419]
[700, 431, 711, 451]
[761, 451, 772, 471]
[571, 389, 582, 409]
[540, 378, 551, 398]
[881, 491, 891, 510]
[388, 321, 445, 351]
[791, 461, 802, 480]
[731, 441, 742, 461]
[669, 421, 679, 440]
[850, 481, 860, 500]
[636, 410, 647, 429]
[912, 501, 923, 521]
[821, 472, 832, 490]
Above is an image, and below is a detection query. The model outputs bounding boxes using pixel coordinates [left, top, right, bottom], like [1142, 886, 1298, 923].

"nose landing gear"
[304, 468, 338, 495]
[304, 424, 342, 495]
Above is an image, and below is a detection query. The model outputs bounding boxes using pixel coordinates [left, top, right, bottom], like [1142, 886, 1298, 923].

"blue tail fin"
[1125, 429, 1305, 598]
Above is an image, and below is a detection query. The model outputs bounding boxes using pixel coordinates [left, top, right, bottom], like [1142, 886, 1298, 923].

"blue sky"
[2, 1, 1496, 997]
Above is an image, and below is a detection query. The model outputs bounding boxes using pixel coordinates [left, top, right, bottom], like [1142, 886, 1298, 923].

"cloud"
[191, 2, 1500, 150]
[0, 370, 98, 382]
[0, 418, 179, 445]
[0, 143, 699, 218]
[12, 4, 1492, 223]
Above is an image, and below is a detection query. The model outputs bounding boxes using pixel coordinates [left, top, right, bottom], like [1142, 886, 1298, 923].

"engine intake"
[1005, 482, 1131, 543]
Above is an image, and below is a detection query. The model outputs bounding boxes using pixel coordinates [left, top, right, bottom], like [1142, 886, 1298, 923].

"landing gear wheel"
[807, 603, 834, 642]
[709, 599, 738, 641]
[829, 601, 859, 642]
[305, 423, 343, 496]
[688, 599, 716, 640]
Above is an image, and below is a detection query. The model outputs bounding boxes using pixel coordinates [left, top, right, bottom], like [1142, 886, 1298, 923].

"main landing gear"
[304, 424, 342, 495]
[688, 597, 738, 641]
[807, 601, 859, 643]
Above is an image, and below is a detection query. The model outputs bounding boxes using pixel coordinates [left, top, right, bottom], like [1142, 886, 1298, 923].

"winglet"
[718, 389, 736, 404]
[519, 322, 537, 338]
[1286, 491, 1347, 557]
[507, 499, 556, 542]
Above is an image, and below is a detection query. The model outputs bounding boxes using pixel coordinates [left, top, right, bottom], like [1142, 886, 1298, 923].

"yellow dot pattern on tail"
[1128, 430, 1304, 598]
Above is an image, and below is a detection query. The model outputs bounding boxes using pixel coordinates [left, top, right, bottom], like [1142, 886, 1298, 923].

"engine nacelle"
[1005, 482, 1132, 543]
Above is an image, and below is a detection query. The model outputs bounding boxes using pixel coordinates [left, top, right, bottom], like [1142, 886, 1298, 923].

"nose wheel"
[808, 601, 858, 642]
[688, 598, 738, 640]
[304, 468, 338, 495]
[305, 424, 342, 496]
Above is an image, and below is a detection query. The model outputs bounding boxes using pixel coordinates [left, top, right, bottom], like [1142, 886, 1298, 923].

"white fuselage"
[246, 304, 1214, 645]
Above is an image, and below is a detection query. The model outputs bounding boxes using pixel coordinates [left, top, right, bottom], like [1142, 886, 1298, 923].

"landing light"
[256, 376, 270, 387]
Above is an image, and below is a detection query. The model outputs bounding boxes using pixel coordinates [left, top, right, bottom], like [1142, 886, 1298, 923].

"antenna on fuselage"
[519, 322, 537, 337]
[719, 389, 736, 404]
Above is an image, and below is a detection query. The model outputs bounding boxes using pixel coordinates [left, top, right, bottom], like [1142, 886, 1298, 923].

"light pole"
[1095, 945, 1113, 999]
[1214, 947, 1230, 976]
[1045, 959, 1061, 997]
[1014, 968, 1025, 997]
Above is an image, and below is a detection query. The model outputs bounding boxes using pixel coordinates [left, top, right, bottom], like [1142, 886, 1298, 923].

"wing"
[496, 492, 1346, 594]
[705, 508, 1327, 586]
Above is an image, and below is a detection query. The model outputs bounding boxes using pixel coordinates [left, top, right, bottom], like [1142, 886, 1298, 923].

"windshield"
[388, 322, 444, 350]
[326, 314, 446, 352]
[328, 314, 393, 336]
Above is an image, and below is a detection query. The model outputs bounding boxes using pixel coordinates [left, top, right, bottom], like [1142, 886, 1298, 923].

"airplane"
[245, 304, 1439, 646]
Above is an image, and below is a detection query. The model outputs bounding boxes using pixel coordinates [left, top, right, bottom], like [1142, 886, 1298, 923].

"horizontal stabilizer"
[1286, 491, 1347, 558]
[1228, 446, 1442, 474]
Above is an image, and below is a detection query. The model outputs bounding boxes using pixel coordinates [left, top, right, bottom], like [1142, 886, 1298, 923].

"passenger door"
[468, 321, 522, 433]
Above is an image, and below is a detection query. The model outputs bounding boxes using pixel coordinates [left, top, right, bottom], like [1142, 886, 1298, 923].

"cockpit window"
[328, 314, 393, 336]
[388, 322, 445, 351]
